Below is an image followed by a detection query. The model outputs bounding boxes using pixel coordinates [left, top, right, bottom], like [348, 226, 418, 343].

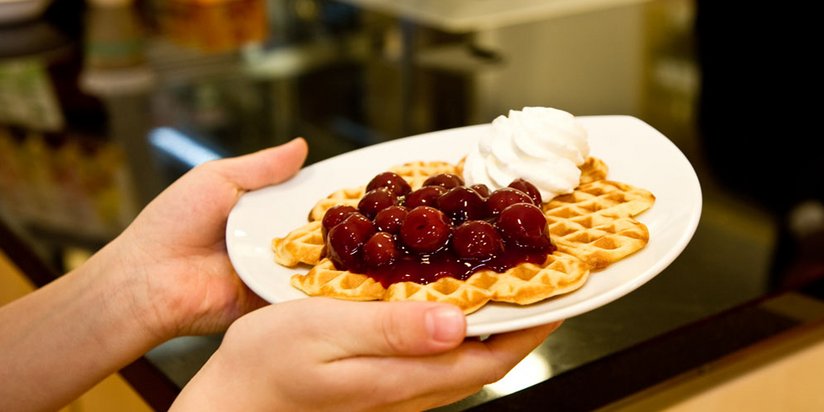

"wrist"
[87, 238, 177, 346]
[173, 344, 270, 411]
[0, 240, 173, 410]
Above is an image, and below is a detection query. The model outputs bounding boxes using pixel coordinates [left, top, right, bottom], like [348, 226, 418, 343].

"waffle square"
[544, 180, 655, 269]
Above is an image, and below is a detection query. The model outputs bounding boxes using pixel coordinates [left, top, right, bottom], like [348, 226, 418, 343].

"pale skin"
[0, 138, 560, 411]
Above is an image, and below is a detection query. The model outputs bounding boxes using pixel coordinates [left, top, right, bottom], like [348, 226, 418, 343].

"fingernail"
[425, 306, 465, 343]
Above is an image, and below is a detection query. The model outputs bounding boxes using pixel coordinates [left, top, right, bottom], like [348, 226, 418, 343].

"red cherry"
[366, 172, 412, 197]
[364, 232, 400, 267]
[358, 188, 397, 219]
[495, 203, 551, 251]
[469, 184, 491, 198]
[486, 187, 534, 217]
[399, 206, 452, 254]
[321, 205, 359, 238]
[404, 186, 447, 209]
[437, 186, 488, 224]
[451, 220, 504, 259]
[508, 178, 542, 205]
[422, 173, 464, 189]
[326, 213, 375, 271]
[374, 205, 408, 234]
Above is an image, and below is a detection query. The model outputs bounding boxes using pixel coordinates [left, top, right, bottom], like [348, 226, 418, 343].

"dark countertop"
[2, 1, 822, 410]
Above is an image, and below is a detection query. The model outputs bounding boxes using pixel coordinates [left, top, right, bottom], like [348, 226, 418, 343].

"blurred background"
[1, 0, 705, 249]
[1, 0, 822, 410]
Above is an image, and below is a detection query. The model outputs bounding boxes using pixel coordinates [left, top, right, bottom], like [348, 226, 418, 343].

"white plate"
[226, 115, 702, 336]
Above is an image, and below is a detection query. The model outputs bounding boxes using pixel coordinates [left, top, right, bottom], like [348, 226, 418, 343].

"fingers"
[448, 322, 559, 389]
[222, 299, 561, 411]
[287, 299, 467, 358]
[214, 137, 309, 191]
[336, 321, 561, 410]
[289, 298, 559, 364]
[337, 300, 466, 357]
[480, 321, 561, 365]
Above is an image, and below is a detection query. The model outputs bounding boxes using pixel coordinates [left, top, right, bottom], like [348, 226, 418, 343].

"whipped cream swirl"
[463, 107, 589, 201]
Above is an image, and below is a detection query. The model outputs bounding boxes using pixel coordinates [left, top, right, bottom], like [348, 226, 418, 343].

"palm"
[117, 140, 307, 337]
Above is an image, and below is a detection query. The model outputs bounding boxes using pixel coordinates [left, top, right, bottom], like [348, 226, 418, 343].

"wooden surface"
[605, 316, 824, 411]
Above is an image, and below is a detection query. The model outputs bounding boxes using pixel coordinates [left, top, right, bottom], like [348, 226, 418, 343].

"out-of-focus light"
[484, 352, 552, 396]
[149, 127, 221, 168]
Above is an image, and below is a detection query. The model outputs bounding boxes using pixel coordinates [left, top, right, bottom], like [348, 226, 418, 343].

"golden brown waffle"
[308, 187, 364, 223]
[292, 254, 589, 314]
[549, 215, 649, 270]
[544, 180, 655, 269]
[272, 221, 324, 267]
[578, 157, 608, 185]
[485, 252, 590, 304]
[544, 179, 654, 218]
[290, 258, 385, 301]
[385, 272, 497, 314]
[275, 157, 652, 314]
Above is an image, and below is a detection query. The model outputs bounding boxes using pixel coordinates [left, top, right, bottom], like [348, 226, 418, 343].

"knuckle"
[377, 307, 411, 353]
[480, 363, 510, 385]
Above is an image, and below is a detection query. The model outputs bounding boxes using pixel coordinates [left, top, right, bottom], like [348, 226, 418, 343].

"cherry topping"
[399, 206, 451, 254]
[486, 187, 535, 216]
[452, 220, 504, 259]
[358, 188, 397, 219]
[374, 205, 408, 234]
[437, 186, 488, 224]
[508, 178, 543, 205]
[422, 173, 464, 189]
[496, 203, 551, 251]
[321, 205, 359, 237]
[320, 171, 554, 286]
[404, 186, 447, 209]
[364, 232, 400, 267]
[366, 172, 412, 197]
[326, 213, 375, 271]
[469, 184, 491, 198]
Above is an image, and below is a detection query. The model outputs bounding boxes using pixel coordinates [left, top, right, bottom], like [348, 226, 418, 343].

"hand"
[101, 138, 308, 339]
[172, 299, 561, 411]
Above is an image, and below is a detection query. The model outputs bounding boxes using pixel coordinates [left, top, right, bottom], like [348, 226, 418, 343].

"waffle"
[543, 180, 655, 269]
[290, 258, 385, 301]
[292, 252, 590, 314]
[578, 157, 608, 185]
[275, 157, 652, 314]
[272, 221, 324, 267]
[292, 260, 498, 313]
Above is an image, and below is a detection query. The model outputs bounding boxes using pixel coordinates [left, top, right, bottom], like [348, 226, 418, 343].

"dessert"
[274, 108, 655, 314]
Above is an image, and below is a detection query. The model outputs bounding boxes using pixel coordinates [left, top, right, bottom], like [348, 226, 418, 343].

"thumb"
[217, 137, 309, 191]
[295, 299, 467, 359]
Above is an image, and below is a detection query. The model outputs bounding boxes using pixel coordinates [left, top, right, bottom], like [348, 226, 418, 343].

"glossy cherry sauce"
[364, 242, 554, 287]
